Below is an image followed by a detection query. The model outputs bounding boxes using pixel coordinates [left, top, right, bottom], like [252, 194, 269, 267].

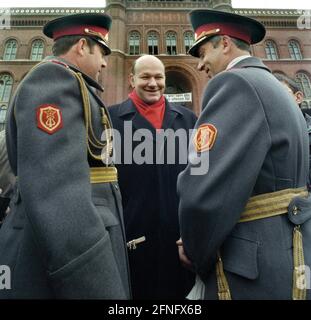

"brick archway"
[165, 70, 192, 109]
[165, 65, 200, 113]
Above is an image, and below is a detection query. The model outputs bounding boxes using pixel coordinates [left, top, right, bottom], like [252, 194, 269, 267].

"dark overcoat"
[178, 57, 311, 299]
[109, 98, 196, 299]
[0, 57, 130, 299]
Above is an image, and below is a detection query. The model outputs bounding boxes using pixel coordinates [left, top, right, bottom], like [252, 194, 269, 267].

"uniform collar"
[226, 55, 251, 70]
[44, 56, 104, 92]
[227, 56, 271, 73]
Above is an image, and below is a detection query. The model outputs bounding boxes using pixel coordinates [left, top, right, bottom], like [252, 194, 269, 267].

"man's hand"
[176, 238, 194, 271]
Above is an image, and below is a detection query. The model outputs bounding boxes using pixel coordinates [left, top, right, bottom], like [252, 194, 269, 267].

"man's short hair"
[52, 35, 97, 56]
[207, 35, 251, 53]
[230, 37, 251, 53]
[274, 73, 301, 94]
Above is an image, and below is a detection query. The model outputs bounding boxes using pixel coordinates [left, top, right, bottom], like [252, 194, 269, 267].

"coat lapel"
[162, 99, 183, 130]
[118, 98, 156, 140]
[116, 98, 184, 140]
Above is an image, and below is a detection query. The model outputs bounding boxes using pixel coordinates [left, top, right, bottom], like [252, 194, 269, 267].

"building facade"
[1, 0, 311, 131]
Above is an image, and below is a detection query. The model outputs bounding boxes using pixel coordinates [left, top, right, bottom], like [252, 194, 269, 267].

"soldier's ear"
[295, 91, 304, 105]
[222, 36, 231, 52]
[76, 38, 87, 56]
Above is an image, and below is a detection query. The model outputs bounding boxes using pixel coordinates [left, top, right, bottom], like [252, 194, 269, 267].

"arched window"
[288, 40, 303, 60]
[0, 73, 13, 125]
[129, 31, 140, 55]
[184, 31, 194, 53]
[147, 32, 159, 55]
[265, 40, 278, 60]
[166, 32, 177, 55]
[30, 39, 44, 61]
[295, 73, 311, 98]
[3, 39, 17, 60]
[295, 72, 311, 108]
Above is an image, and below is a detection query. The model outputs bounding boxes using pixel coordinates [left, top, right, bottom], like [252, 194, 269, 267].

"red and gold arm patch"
[193, 123, 217, 152]
[36, 104, 63, 134]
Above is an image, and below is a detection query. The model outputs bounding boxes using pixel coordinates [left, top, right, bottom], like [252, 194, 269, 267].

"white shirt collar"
[226, 55, 251, 70]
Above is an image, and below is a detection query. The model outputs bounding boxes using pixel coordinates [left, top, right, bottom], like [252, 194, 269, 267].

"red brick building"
[1, 0, 311, 130]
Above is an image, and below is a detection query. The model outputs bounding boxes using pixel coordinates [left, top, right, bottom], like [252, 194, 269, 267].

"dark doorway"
[165, 70, 193, 110]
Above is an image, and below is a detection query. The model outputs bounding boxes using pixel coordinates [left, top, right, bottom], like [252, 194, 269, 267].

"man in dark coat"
[0, 13, 130, 299]
[178, 9, 311, 300]
[109, 55, 196, 299]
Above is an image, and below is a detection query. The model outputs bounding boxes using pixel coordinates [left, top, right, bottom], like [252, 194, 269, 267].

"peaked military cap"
[43, 13, 112, 55]
[188, 9, 266, 57]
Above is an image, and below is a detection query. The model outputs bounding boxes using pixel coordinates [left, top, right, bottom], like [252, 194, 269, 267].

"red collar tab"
[53, 25, 109, 42]
[50, 59, 69, 68]
[195, 23, 251, 44]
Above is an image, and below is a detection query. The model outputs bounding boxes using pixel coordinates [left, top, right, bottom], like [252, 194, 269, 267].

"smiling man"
[0, 13, 130, 299]
[130, 55, 166, 106]
[109, 55, 196, 299]
[178, 9, 311, 300]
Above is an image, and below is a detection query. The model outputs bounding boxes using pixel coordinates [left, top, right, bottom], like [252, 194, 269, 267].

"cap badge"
[84, 28, 108, 43]
[195, 28, 221, 41]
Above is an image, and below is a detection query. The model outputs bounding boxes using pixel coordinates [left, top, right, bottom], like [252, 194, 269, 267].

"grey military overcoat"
[178, 57, 311, 299]
[0, 57, 130, 299]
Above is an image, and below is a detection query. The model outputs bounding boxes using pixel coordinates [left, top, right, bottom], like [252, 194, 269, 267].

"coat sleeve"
[177, 71, 271, 281]
[14, 62, 126, 298]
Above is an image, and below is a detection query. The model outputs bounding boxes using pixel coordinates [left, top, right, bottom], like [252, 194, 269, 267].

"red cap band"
[53, 25, 108, 40]
[195, 23, 251, 44]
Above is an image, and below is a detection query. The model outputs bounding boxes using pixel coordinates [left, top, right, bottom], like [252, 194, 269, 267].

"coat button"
[292, 205, 299, 215]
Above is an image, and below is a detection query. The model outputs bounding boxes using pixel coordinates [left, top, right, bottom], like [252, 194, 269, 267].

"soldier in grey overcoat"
[0, 13, 130, 299]
[178, 10, 311, 300]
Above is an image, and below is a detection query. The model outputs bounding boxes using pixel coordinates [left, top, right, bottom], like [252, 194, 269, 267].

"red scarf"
[128, 90, 166, 129]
